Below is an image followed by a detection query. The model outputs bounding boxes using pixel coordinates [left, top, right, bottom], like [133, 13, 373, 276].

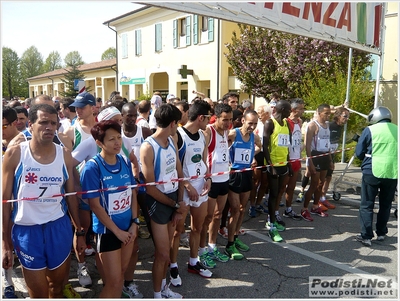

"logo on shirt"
[25, 172, 38, 184]
[26, 167, 40, 172]
[103, 176, 113, 181]
[39, 176, 62, 182]
[120, 174, 130, 179]
[191, 154, 202, 163]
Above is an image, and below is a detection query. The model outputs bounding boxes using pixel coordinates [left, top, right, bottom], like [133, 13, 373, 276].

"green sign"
[120, 77, 146, 85]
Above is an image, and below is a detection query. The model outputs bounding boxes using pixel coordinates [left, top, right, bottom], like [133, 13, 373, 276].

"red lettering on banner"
[337, 3, 351, 30]
[282, 3, 300, 17]
[322, 3, 338, 27]
[302, 3, 322, 22]
[264, 3, 274, 9]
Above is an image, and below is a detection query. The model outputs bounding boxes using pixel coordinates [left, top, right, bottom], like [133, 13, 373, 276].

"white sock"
[198, 247, 206, 256]
[154, 291, 162, 298]
[275, 210, 279, 216]
[320, 196, 326, 201]
[189, 257, 198, 266]
[208, 243, 216, 251]
[161, 278, 166, 289]
[2, 268, 14, 287]
[170, 262, 178, 268]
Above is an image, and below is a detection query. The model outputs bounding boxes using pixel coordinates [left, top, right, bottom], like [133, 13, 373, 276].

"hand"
[309, 164, 317, 175]
[2, 248, 13, 269]
[251, 158, 257, 168]
[287, 164, 293, 177]
[128, 224, 138, 242]
[200, 178, 211, 196]
[330, 161, 335, 171]
[73, 235, 86, 256]
[115, 229, 133, 246]
[172, 212, 183, 227]
[185, 183, 199, 202]
[176, 200, 189, 215]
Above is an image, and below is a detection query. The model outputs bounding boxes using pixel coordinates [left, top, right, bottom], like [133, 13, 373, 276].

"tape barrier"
[3, 146, 355, 203]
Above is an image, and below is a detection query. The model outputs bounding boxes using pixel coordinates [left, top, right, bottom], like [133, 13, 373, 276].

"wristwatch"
[131, 217, 140, 225]
[174, 202, 181, 209]
[75, 230, 85, 237]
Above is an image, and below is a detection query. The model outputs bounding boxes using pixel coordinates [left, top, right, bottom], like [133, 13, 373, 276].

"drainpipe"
[107, 23, 118, 91]
[216, 19, 220, 100]
[47, 77, 54, 97]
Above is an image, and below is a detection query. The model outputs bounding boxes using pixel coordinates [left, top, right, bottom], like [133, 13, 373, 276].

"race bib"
[162, 170, 178, 193]
[108, 189, 131, 215]
[330, 143, 339, 152]
[20, 183, 61, 203]
[187, 162, 206, 177]
[317, 138, 330, 152]
[234, 148, 252, 164]
[277, 134, 290, 147]
[215, 149, 228, 164]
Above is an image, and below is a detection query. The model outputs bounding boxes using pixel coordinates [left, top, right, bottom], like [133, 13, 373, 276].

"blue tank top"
[88, 153, 135, 234]
[229, 128, 255, 169]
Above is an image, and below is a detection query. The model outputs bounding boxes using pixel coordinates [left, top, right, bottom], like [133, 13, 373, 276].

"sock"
[234, 234, 238, 241]
[265, 193, 269, 200]
[2, 267, 14, 287]
[302, 176, 309, 188]
[275, 210, 279, 216]
[286, 207, 292, 213]
[78, 262, 85, 269]
[198, 247, 206, 256]
[189, 257, 198, 266]
[124, 280, 133, 287]
[154, 291, 162, 298]
[320, 196, 326, 201]
[208, 243, 216, 251]
[226, 241, 234, 248]
[170, 262, 178, 269]
[161, 278, 166, 289]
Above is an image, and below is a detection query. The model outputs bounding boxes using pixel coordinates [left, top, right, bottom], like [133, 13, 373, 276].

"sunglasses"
[2, 123, 10, 129]
[341, 115, 349, 118]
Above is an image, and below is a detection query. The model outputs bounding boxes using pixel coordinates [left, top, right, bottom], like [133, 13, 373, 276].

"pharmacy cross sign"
[178, 65, 193, 79]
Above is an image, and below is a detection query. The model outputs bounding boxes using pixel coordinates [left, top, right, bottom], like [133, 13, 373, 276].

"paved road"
[9, 163, 398, 299]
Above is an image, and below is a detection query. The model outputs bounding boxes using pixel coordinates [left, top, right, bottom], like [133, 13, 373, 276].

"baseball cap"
[97, 106, 121, 122]
[151, 95, 162, 108]
[269, 100, 277, 107]
[233, 109, 243, 121]
[166, 94, 176, 100]
[70, 92, 96, 108]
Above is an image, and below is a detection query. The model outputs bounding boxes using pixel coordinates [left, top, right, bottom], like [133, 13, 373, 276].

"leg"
[227, 190, 240, 240]
[359, 174, 379, 239]
[375, 179, 397, 237]
[22, 268, 49, 298]
[189, 202, 208, 259]
[255, 171, 268, 207]
[235, 191, 251, 234]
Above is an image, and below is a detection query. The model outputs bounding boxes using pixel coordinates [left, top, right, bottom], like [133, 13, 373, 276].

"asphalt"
[8, 162, 398, 299]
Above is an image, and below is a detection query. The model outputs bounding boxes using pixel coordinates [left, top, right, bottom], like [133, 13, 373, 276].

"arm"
[200, 134, 212, 196]
[263, 119, 274, 171]
[63, 126, 75, 149]
[129, 150, 140, 179]
[2, 146, 20, 269]
[63, 148, 86, 256]
[57, 131, 73, 151]
[355, 127, 371, 160]
[228, 128, 236, 147]
[305, 122, 317, 175]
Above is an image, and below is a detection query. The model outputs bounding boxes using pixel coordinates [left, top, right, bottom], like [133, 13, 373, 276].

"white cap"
[97, 106, 121, 122]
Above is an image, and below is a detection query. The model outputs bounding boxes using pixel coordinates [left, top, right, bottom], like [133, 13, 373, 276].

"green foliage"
[20, 46, 43, 80]
[101, 47, 116, 61]
[2, 47, 22, 98]
[137, 85, 152, 101]
[298, 66, 374, 137]
[43, 51, 63, 72]
[64, 51, 84, 67]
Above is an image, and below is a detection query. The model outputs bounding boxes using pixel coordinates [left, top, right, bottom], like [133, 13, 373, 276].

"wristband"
[75, 230, 85, 237]
[205, 177, 212, 182]
[131, 217, 140, 225]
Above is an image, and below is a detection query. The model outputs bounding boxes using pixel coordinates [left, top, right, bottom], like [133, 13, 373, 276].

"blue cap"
[70, 92, 95, 108]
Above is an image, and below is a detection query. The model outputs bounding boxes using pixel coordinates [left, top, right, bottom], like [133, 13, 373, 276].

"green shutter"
[193, 15, 198, 45]
[208, 18, 214, 42]
[186, 16, 191, 46]
[155, 23, 162, 52]
[173, 19, 178, 48]
[135, 30, 142, 55]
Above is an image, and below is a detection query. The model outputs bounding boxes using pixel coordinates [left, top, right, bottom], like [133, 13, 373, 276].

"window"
[135, 30, 142, 56]
[155, 23, 162, 52]
[201, 16, 208, 32]
[121, 33, 128, 58]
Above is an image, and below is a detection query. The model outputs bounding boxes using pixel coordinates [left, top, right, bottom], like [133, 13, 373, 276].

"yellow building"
[27, 59, 117, 102]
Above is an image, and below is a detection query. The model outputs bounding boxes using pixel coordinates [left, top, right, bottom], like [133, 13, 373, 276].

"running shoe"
[376, 235, 385, 241]
[199, 252, 216, 269]
[84, 245, 95, 256]
[283, 209, 302, 220]
[122, 282, 144, 298]
[311, 207, 329, 217]
[248, 206, 256, 218]
[275, 214, 286, 227]
[138, 215, 146, 225]
[301, 209, 313, 222]
[355, 234, 372, 247]
[161, 283, 183, 298]
[187, 261, 213, 278]
[279, 200, 285, 207]
[218, 227, 228, 239]
[255, 205, 269, 214]
[318, 202, 329, 211]
[179, 235, 190, 248]
[3, 285, 18, 299]
[320, 199, 336, 209]
[238, 228, 246, 235]
[77, 263, 92, 288]
[208, 246, 229, 262]
[269, 227, 283, 242]
[225, 244, 244, 260]
[265, 221, 285, 232]
[63, 283, 81, 299]
[169, 267, 182, 287]
[296, 192, 304, 203]
[234, 237, 249, 252]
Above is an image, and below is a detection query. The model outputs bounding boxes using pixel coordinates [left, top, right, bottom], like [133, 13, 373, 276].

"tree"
[20, 46, 43, 81]
[224, 25, 372, 99]
[64, 51, 84, 67]
[2, 47, 21, 98]
[101, 47, 116, 61]
[43, 51, 63, 72]
[59, 64, 86, 98]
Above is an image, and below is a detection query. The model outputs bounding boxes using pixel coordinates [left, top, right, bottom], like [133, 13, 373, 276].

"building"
[26, 59, 117, 102]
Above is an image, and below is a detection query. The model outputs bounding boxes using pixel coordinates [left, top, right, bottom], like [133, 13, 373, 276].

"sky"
[1, 1, 143, 65]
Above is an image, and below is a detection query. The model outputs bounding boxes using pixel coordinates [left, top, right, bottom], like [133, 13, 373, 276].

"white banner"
[141, 2, 383, 54]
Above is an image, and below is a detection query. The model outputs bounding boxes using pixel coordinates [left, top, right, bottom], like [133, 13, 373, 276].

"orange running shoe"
[320, 199, 336, 209]
[318, 201, 329, 211]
